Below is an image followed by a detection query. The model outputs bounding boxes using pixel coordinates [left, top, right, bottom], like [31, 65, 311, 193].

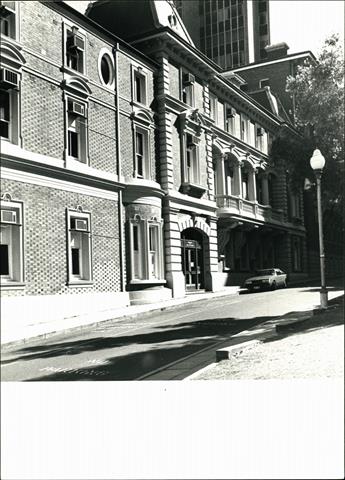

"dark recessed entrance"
[181, 228, 204, 291]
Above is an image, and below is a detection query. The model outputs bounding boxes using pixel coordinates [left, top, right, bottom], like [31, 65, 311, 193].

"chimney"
[265, 42, 290, 60]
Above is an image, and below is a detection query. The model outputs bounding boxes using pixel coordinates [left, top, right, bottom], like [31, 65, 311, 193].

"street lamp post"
[310, 149, 328, 308]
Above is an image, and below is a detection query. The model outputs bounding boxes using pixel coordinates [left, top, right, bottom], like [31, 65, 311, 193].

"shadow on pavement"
[2, 295, 343, 382]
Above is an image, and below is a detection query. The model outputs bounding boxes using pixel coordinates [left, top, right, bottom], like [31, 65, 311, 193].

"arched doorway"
[181, 228, 205, 291]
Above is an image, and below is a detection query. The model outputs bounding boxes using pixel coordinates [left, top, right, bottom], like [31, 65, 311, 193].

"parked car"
[244, 268, 287, 292]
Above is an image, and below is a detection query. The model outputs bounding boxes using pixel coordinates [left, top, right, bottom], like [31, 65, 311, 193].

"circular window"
[99, 51, 114, 87]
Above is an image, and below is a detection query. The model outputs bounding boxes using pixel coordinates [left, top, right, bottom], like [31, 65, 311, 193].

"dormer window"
[66, 27, 85, 74]
[0, 1, 16, 39]
[181, 72, 194, 106]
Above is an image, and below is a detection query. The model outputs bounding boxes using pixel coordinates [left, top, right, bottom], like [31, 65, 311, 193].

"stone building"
[88, 0, 307, 292]
[0, 0, 307, 339]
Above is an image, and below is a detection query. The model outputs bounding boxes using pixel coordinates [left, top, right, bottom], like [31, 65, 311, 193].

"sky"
[66, 0, 344, 57]
[269, 0, 344, 55]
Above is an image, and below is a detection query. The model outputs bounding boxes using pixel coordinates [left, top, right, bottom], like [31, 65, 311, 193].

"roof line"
[43, 0, 160, 69]
[230, 51, 317, 72]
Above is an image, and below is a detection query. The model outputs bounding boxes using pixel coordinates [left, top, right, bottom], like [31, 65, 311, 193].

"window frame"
[131, 64, 148, 106]
[185, 133, 200, 185]
[0, 69, 20, 145]
[180, 70, 195, 107]
[0, 1, 19, 41]
[0, 198, 24, 286]
[98, 48, 115, 89]
[209, 93, 218, 123]
[67, 209, 92, 285]
[64, 23, 87, 76]
[133, 125, 150, 179]
[65, 95, 88, 164]
[129, 218, 164, 283]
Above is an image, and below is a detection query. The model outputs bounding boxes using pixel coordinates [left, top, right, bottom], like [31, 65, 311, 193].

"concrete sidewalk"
[186, 296, 344, 381]
[1, 286, 240, 346]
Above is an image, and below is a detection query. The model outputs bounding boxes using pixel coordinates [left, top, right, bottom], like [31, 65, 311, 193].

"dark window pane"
[0, 244, 9, 275]
[133, 226, 138, 251]
[135, 75, 142, 103]
[0, 121, 9, 138]
[0, 90, 10, 120]
[68, 130, 79, 158]
[71, 248, 80, 275]
[101, 56, 111, 84]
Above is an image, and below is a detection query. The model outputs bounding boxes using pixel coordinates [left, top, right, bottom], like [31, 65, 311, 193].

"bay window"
[129, 219, 164, 282]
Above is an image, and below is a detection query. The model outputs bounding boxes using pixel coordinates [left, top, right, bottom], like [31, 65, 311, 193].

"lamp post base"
[320, 288, 328, 309]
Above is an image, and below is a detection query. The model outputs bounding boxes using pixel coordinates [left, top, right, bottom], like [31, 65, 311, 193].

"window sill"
[129, 279, 166, 285]
[180, 182, 206, 197]
[67, 281, 93, 287]
[0, 282, 25, 290]
[61, 65, 88, 81]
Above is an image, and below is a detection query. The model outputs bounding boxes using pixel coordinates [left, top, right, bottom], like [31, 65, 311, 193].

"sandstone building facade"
[0, 0, 307, 339]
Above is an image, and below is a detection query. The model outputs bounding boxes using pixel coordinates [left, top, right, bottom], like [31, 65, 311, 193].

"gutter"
[113, 42, 125, 293]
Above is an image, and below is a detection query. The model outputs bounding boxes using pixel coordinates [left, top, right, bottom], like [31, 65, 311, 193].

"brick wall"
[21, 72, 64, 159]
[1, 179, 121, 297]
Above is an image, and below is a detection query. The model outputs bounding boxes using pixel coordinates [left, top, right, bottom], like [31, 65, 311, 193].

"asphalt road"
[1, 284, 344, 381]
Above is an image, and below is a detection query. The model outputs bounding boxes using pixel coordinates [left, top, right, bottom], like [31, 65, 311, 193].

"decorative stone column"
[163, 206, 185, 298]
[204, 217, 224, 291]
[155, 54, 174, 192]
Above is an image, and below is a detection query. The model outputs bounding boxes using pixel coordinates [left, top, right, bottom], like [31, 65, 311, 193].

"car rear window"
[256, 269, 275, 276]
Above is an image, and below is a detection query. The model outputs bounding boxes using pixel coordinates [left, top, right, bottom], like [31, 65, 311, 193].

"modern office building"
[174, 0, 270, 69]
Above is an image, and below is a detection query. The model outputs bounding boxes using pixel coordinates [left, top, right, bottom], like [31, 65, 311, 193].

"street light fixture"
[310, 148, 328, 308]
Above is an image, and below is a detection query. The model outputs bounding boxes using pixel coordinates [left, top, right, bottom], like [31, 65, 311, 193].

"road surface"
[1, 284, 343, 381]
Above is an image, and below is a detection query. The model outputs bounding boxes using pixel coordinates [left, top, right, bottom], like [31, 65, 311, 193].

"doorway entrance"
[181, 228, 204, 291]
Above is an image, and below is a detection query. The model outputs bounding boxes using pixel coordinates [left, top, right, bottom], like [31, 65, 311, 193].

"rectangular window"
[0, 1, 16, 39]
[149, 224, 159, 279]
[66, 27, 85, 74]
[226, 106, 236, 134]
[185, 134, 199, 184]
[181, 72, 194, 106]
[134, 128, 150, 179]
[0, 201, 23, 284]
[68, 211, 92, 283]
[242, 171, 249, 200]
[209, 93, 218, 122]
[240, 115, 248, 142]
[134, 71, 147, 105]
[130, 220, 163, 282]
[0, 89, 10, 139]
[67, 99, 87, 163]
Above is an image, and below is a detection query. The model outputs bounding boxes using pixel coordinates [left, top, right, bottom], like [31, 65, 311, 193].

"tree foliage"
[285, 34, 344, 210]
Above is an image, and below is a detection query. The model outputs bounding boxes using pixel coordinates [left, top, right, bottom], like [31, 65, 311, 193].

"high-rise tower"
[174, 0, 270, 69]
